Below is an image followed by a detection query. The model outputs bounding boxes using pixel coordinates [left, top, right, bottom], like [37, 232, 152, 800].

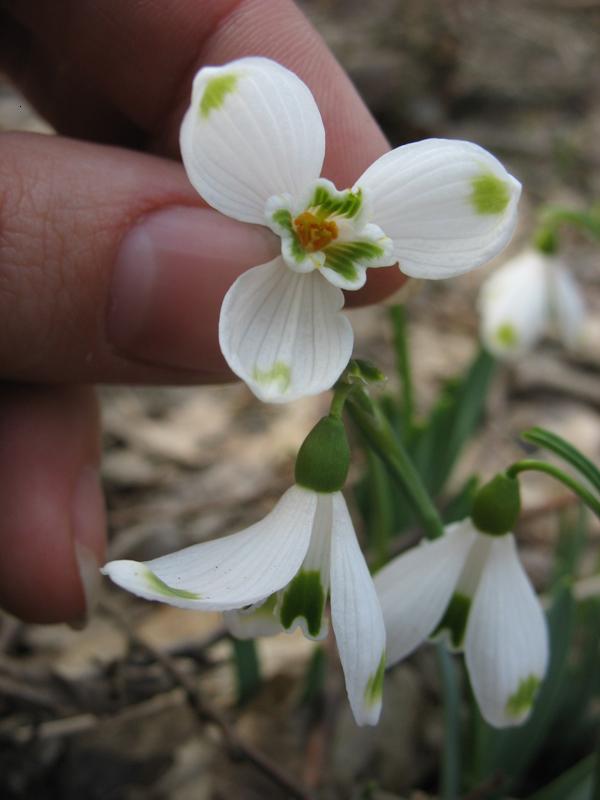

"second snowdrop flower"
[180, 57, 521, 402]
[479, 249, 585, 359]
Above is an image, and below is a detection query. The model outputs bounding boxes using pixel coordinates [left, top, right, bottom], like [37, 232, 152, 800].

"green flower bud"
[471, 472, 521, 536]
[295, 416, 350, 493]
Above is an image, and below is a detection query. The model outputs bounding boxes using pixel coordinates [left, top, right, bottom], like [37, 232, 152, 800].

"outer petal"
[278, 494, 332, 640]
[547, 258, 586, 348]
[478, 250, 548, 359]
[465, 533, 549, 728]
[180, 57, 325, 224]
[374, 521, 476, 665]
[219, 258, 353, 403]
[102, 486, 317, 610]
[356, 139, 521, 278]
[330, 493, 386, 726]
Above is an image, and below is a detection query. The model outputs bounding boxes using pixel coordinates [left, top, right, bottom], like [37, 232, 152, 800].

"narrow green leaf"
[389, 305, 415, 438]
[231, 638, 261, 706]
[526, 755, 594, 800]
[522, 427, 600, 494]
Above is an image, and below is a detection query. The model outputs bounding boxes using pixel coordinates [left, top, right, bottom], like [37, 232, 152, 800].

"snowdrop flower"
[375, 476, 548, 728]
[479, 249, 585, 359]
[103, 418, 386, 726]
[180, 57, 521, 402]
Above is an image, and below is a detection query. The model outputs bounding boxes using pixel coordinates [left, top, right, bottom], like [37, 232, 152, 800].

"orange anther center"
[293, 212, 338, 252]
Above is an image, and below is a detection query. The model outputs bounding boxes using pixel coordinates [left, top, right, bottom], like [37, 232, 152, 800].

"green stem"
[347, 391, 444, 540]
[329, 381, 354, 419]
[437, 644, 461, 800]
[390, 305, 414, 434]
[507, 460, 600, 519]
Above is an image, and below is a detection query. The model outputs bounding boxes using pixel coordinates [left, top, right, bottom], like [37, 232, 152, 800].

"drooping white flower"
[374, 520, 549, 728]
[479, 249, 585, 359]
[180, 57, 522, 402]
[102, 485, 386, 726]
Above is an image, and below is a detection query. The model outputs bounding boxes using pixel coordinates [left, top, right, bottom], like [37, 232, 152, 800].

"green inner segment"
[310, 185, 363, 219]
[200, 73, 238, 118]
[471, 173, 511, 214]
[145, 569, 201, 600]
[506, 674, 541, 717]
[279, 570, 326, 638]
[364, 651, 386, 706]
[434, 592, 471, 648]
[324, 240, 385, 282]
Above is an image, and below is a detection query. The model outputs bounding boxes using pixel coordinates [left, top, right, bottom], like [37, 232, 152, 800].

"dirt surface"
[1, 1, 600, 798]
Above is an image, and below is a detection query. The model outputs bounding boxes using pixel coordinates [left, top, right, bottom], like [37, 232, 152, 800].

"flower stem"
[347, 390, 445, 540]
[507, 460, 600, 519]
[329, 381, 355, 419]
[390, 305, 415, 434]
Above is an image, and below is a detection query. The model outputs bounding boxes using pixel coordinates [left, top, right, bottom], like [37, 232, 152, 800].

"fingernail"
[107, 206, 278, 372]
[70, 467, 105, 626]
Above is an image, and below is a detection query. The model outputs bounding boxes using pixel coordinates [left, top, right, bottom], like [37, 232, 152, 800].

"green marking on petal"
[310, 185, 363, 219]
[506, 674, 541, 718]
[252, 362, 291, 393]
[145, 569, 201, 600]
[364, 651, 386, 707]
[199, 73, 237, 118]
[279, 570, 325, 638]
[496, 322, 519, 348]
[471, 173, 511, 215]
[434, 592, 471, 649]
[272, 209, 293, 233]
[323, 240, 384, 282]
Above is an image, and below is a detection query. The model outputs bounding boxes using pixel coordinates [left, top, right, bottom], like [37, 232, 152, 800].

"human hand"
[0, 0, 404, 624]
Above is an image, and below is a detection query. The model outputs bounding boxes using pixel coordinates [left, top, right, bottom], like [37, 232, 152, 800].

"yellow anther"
[293, 212, 338, 252]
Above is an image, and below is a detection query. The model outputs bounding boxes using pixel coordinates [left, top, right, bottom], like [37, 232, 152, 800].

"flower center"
[293, 212, 338, 252]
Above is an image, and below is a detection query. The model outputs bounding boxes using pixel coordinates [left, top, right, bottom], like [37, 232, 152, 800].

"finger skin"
[0, 385, 105, 623]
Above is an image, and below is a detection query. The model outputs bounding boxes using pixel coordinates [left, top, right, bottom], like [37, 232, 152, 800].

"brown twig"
[100, 600, 313, 800]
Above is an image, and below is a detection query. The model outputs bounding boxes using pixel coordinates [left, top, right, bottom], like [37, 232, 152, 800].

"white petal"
[356, 139, 521, 279]
[375, 521, 476, 664]
[277, 494, 332, 640]
[547, 258, 586, 348]
[329, 493, 386, 726]
[224, 596, 283, 639]
[219, 258, 353, 403]
[465, 533, 549, 728]
[102, 486, 317, 610]
[478, 250, 548, 359]
[180, 57, 325, 224]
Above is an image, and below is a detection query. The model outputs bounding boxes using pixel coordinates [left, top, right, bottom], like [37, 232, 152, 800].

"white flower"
[180, 57, 521, 402]
[102, 485, 386, 726]
[479, 249, 585, 359]
[374, 520, 549, 728]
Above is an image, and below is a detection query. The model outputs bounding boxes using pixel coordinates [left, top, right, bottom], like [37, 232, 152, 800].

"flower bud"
[471, 473, 521, 536]
[295, 416, 350, 493]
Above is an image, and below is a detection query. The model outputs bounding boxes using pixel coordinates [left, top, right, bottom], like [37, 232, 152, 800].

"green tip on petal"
[364, 651, 386, 707]
[434, 592, 471, 649]
[310, 185, 363, 219]
[199, 73, 237, 118]
[272, 208, 293, 233]
[471, 173, 511, 215]
[279, 570, 325, 638]
[324, 240, 384, 282]
[145, 569, 201, 600]
[295, 415, 351, 493]
[471, 472, 521, 536]
[506, 674, 541, 719]
[253, 362, 292, 394]
[496, 322, 519, 348]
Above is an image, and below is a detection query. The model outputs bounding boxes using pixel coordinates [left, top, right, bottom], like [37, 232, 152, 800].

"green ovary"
[471, 173, 511, 214]
[145, 569, 201, 600]
[279, 570, 325, 638]
[506, 674, 541, 718]
[200, 73, 238, 118]
[364, 652, 386, 706]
